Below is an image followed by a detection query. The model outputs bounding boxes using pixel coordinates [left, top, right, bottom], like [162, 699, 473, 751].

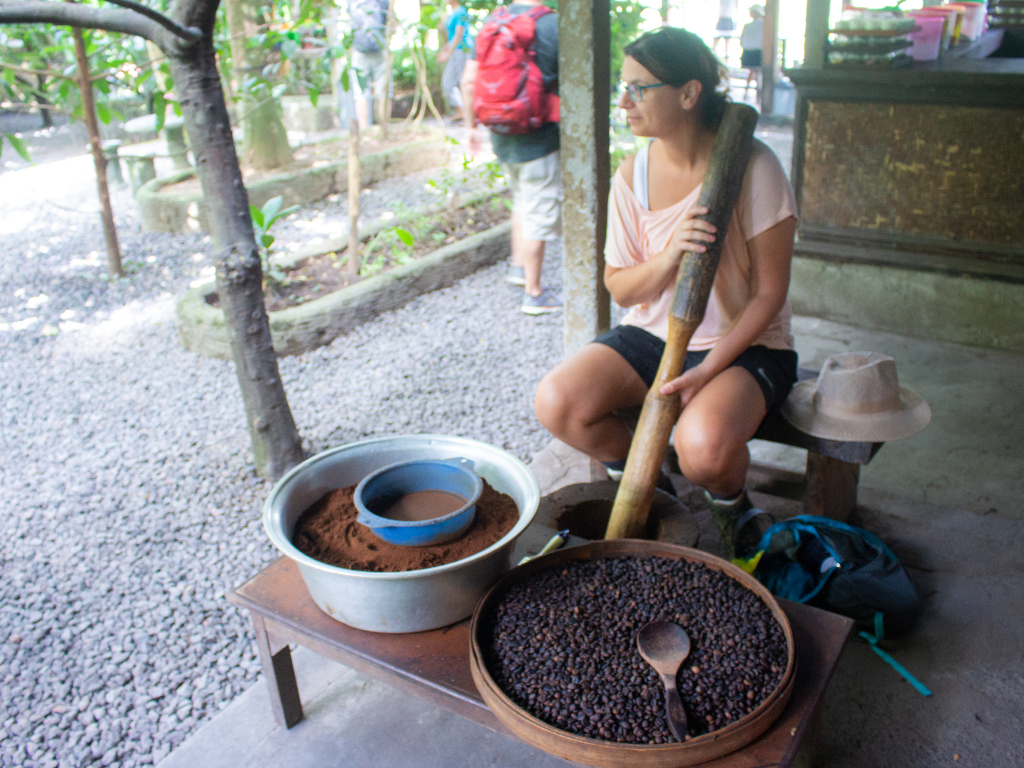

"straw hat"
[781, 352, 930, 442]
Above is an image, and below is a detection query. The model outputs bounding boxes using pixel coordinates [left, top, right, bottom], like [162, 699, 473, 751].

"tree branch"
[0, 1, 202, 53]
[0, 99, 74, 117]
[96, 0, 200, 43]
[0, 61, 63, 79]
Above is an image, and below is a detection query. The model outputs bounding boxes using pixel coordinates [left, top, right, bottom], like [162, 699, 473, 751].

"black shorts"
[594, 324, 798, 412]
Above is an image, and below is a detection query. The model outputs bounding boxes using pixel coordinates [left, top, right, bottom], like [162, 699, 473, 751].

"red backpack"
[473, 5, 560, 135]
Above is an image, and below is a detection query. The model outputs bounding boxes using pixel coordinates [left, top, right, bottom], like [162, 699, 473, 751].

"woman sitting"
[534, 27, 798, 557]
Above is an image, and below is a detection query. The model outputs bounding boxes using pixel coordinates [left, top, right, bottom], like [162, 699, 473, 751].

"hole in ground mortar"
[555, 498, 659, 541]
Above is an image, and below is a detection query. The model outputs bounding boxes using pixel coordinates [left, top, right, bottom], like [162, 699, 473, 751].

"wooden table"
[228, 556, 854, 768]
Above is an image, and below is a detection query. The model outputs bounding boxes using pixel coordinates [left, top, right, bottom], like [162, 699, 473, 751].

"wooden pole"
[604, 103, 759, 541]
[72, 26, 122, 278]
[347, 118, 360, 279]
[761, 0, 780, 114]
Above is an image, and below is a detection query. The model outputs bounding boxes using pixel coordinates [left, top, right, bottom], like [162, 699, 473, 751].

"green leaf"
[1, 68, 15, 84]
[266, 205, 299, 228]
[249, 204, 265, 230]
[340, 69, 350, 92]
[5, 134, 31, 162]
[96, 103, 111, 124]
[110, 109, 124, 123]
[261, 195, 284, 224]
[395, 228, 414, 246]
[94, 78, 110, 95]
[308, 90, 319, 108]
[172, 102, 181, 117]
[271, 83, 287, 99]
[58, 80, 70, 100]
[261, 234, 275, 249]
[153, 92, 166, 131]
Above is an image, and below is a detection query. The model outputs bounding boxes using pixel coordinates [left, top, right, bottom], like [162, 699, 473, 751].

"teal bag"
[752, 516, 922, 637]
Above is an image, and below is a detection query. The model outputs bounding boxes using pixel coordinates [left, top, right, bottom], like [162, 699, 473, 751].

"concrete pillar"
[803, 0, 831, 68]
[558, 0, 612, 356]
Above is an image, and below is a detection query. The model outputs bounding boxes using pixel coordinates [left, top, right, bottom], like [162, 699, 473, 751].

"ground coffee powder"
[293, 481, 519, 572]
[481, 556, 788, 743]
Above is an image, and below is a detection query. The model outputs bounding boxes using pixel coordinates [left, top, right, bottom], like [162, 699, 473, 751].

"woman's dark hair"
[623, 27, 729, 129]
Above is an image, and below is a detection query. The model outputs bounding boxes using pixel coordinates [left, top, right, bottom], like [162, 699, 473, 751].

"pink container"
[908, 15, 944, 60]
[910, 8, 955, 49]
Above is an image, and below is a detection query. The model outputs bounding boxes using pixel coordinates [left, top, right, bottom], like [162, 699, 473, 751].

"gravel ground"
[0, 128, 562, 768]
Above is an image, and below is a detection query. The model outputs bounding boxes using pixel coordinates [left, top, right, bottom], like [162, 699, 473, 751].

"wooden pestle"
[604, 103, 760, 541]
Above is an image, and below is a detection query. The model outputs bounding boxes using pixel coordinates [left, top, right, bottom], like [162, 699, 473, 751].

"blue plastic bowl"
[354, 458, 482, 547]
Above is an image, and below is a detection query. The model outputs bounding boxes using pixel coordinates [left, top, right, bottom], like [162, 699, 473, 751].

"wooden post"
[72, 26, 121, 278]
[250, 613, 303, 728]
[559, 0, 612, 356]
[347, 118, 360, 279]
[804, 453, 859, 522]
[604, 104, 759, 541]
[761, 0, 780, 115]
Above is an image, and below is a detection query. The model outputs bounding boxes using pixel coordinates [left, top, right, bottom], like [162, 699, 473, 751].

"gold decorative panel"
[801, 102, 1024, 243]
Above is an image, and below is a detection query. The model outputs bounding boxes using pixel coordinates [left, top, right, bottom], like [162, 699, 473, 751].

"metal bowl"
[263, 434, 540, 633]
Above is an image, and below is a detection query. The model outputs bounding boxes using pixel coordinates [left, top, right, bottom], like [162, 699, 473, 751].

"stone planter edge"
[137, 134, 452, 234]
[177, 220, 512, 360]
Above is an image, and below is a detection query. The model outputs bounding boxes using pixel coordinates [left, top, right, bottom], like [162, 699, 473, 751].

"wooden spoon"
[637, 620, 691, 742]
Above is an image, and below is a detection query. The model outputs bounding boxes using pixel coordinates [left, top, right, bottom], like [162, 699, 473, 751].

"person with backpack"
[460, 0, 562, 315]
[348, 0, 391, 130]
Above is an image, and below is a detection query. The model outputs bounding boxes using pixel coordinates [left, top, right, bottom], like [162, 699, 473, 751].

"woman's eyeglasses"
[618, 81, 669, 102]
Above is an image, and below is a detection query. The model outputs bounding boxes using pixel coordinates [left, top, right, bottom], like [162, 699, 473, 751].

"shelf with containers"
[780, 0, 1024, 348]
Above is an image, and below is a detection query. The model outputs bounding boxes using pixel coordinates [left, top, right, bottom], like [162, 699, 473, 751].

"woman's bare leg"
[672, 367, 767, 497]
[535, 344, 649, 463]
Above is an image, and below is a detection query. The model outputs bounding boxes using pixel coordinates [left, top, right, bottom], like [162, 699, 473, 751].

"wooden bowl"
[469, 539, 796, 768]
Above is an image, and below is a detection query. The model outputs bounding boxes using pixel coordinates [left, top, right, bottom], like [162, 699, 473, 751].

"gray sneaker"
[505, 265, 526, 285]
[521, 288, 562, 315]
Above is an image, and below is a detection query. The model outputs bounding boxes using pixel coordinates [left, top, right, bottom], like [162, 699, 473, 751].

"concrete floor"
[159, 316, 1024, 768]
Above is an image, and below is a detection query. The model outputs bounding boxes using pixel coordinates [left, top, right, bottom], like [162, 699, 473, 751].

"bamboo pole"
[72, 25, 122, 278]
[604, 103, 759, 541]
[347, 118, 360, 280]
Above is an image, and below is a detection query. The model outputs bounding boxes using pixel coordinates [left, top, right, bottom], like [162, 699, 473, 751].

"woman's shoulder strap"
[631, 141, 650, 211]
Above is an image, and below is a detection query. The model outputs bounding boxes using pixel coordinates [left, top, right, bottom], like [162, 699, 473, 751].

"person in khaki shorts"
[461, 0, 562, 315]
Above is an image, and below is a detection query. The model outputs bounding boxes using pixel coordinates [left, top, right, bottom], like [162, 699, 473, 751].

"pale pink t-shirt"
[605, 139, 797, 351]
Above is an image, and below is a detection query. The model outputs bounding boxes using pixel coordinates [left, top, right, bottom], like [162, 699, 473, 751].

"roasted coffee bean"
[480, 556, 787, 744]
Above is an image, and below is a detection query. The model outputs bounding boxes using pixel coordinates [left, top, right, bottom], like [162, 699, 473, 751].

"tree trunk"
[225, 0, 293, 170]
[72, 27, 122, 278]
[37, 77, 54, 128]
[169, 36, 304, 481]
